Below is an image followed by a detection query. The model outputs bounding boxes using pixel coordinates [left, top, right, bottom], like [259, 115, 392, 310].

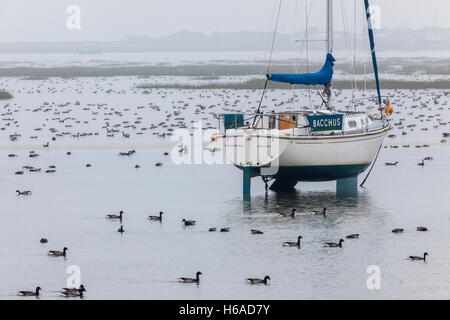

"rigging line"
[353, 0, 358, 93]
[253, 0, 282, 124]
[359, 143, 382, 187]
[305, 0, 311, 108]
[266, 0, 283, 74]
[290, 0, 299, 110]
[339, 0, 354, 95]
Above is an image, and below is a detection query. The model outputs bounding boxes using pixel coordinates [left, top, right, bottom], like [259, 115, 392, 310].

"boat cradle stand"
[243, 169, 359, 199]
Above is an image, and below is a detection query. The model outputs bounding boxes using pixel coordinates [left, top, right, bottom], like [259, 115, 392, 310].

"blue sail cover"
[268, 53, 335, 86]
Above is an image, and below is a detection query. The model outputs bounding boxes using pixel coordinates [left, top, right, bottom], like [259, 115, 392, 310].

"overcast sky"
[0, 0, 446, 42]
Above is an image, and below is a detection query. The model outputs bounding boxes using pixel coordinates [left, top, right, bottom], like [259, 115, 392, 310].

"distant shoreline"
[0, 63, 449, 89]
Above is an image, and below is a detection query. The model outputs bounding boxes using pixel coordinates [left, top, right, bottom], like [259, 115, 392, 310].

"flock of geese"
[19, 203, 430, 297]
[2, 79, 445, 298]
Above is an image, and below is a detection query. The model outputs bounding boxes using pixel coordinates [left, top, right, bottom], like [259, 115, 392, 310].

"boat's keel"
[243, 167, 260, 201]
[269, 178, 298, 192]
[336, 176, 358, 195]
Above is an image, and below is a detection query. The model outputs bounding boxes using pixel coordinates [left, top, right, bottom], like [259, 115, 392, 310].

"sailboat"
[210, 0, 392, 197]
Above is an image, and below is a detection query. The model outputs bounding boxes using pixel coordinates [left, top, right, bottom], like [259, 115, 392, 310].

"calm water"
[0, 77, 449, 299]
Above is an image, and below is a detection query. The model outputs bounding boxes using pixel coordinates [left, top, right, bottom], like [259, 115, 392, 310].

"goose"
[417, 159, 425, 166]
[251, 229, 263, 234]
[148, 211, 163, 221]
[312, 208, 327, 217]
[325, 239, 344, 248]
[409, 252, 428, 261]
[19, 287, 41, 297]
[106, 211, 124, 220]
[15, 171, 24, 175]
[61, 287, 85, 298]
[48, 247, 68, 257]
[182, 219, 196, 226]
[279, 208, 296, 217]
[61, 284, 86, 294]
[179, 271, 202, 283]
[208, 227, 217, 232]
[417, 226, 428, 231]
[40, 238, 48, 244]
[16, 190, 32, 195]
[246, 276, 270, 285]
[283, 236, 302, 247]
[392, 228, 404, 233]
[45, 169, 56, 173]
[118, 225, 124, 233]
[385, 161, 398, 166]
[346, 234, 359, 239]
[155, 162, 163, 167]
[220, 227, 230, 232]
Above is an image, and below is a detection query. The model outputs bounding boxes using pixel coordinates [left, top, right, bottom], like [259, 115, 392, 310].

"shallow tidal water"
[0, 77, 449, 299]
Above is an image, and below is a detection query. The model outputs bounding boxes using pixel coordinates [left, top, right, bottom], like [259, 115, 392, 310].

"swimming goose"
[409, 252, 428, 261]
[208, 228, 216, 232]
[155, 162, 163, 167]
[16, 190, 32, 195]
[182, 219, 196, 226]
[312, 208, 327, 217]
[417, 226, 428, 231]
[417, 159, 425, 166]
[346, 234, 359, 239]
[19, 287, 41, 297]
[61, 286, 86, 298]
[392, 228, 404, 233]
[107, 211, 124, 220]
[251, 229, 263, 234]
[385, 161, 398, 166]
[118, 225, 124, 233]
[325, 239, 344, 248]
[148, 211, 163, 221]
[179, 271, 202, 283]
[48, 247, 68, 257]
[220, 228, 230, 232]
[279, 208, 296, 217]
[283, 236, 302, 247]
[40, 238, 48, 244]
[61, 284, 86, 294]
[246, 276, 270, 285]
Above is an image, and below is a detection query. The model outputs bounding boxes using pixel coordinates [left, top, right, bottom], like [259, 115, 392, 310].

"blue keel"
[243, 167, 252, 201]
[336, 176, 358, 195]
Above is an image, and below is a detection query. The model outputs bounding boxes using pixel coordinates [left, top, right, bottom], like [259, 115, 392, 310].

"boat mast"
[326, 0, 333, 53]
[364, 0, 382, 106]
[325, 0, 333, 109]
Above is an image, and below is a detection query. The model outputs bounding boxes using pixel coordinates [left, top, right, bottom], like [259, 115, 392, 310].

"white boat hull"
[218, 125, 390, 182]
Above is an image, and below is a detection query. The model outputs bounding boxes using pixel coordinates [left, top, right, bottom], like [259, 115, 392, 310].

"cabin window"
[348, 120, 357, 128]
